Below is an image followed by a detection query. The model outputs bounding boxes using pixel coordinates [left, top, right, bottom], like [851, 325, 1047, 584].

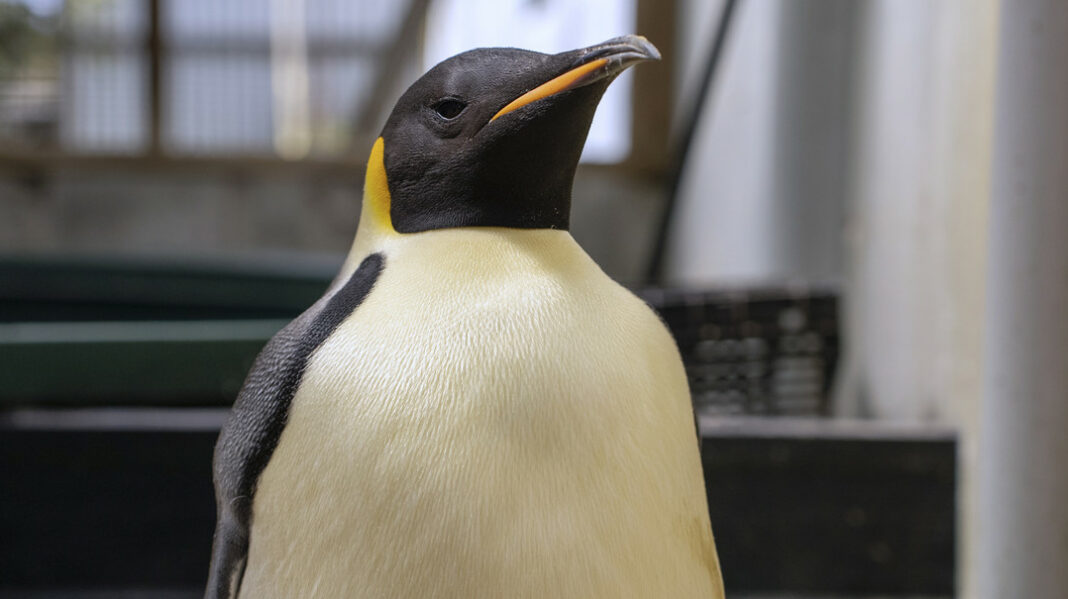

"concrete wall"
[0, 166, 361, 259]
[0, 163, 662, 284]
[666, 0, 782, 284]
[665, 0, 855, 286]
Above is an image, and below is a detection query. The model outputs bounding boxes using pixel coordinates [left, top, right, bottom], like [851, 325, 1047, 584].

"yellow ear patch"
[364, 137, 395, 232]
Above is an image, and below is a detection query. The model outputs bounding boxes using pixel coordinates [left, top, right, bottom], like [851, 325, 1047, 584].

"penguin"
[206, 35, 724, 599]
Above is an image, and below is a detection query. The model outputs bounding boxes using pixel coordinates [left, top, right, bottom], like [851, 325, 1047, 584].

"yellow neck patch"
[363, 137, 395, 233]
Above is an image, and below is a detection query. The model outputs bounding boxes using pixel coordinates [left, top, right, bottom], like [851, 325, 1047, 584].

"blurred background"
[1, 0, 1065, 597]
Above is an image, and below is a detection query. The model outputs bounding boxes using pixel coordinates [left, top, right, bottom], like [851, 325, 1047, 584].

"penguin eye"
[433, 99, 466, 120]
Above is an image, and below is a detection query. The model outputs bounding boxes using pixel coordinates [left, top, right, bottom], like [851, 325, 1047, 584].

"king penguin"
[206, 35, 724, 599]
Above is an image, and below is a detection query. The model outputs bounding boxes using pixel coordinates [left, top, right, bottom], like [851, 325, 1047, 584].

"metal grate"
[641, 286, 839, 416]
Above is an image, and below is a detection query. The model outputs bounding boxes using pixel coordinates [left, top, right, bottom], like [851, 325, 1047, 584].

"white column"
[970, 1, 1068, 597]
[835, 0, 996, 421]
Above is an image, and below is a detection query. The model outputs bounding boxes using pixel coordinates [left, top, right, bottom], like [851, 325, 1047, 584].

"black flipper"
[205, 253, 384, 599]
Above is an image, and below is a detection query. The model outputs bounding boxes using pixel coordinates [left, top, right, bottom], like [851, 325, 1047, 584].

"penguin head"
[367, 35, 660, 234]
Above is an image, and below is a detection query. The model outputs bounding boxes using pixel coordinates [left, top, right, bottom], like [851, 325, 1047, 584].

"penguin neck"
[335, 136, 581, 287]
[358, 137, 396, 239]
[335, 137, 397, 284]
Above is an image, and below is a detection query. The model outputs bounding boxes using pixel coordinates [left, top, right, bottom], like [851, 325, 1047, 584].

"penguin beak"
[490, 35, 661, 122]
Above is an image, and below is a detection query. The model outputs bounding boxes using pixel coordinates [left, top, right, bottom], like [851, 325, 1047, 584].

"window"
[0, 0, 647, 163]
[0, 0, 418, 159]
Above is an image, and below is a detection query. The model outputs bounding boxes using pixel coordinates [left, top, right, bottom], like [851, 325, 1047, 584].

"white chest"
[241, 230, 722, 598]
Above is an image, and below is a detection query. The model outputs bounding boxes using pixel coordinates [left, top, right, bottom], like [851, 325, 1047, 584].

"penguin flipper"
[205, 510, 248, 599]
[206, 314, 311, 599]
[204, 253, 385, 598]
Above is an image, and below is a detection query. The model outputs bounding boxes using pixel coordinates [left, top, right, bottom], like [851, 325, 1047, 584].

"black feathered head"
[364, 35, 659, 234]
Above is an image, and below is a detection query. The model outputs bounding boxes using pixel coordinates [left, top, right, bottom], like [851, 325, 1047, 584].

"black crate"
[640, 286, 839, 416]
[0, 412, 956, 596]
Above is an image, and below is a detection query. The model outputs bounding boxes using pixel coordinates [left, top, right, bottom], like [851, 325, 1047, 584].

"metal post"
[970, 1, 1068, 596]
[835, 0, 996, 422]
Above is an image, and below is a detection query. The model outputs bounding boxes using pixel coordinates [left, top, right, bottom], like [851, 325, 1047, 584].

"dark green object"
[0, 255, 336, 406]
[0, 319, 286, 406]
[0, 256, 840, 412]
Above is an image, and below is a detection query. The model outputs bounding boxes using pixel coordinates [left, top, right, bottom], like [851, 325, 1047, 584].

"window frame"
[0, 0, 674, 177]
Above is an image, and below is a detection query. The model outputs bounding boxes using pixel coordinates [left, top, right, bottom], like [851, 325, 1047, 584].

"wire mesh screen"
[642, 287, 839, 416]
[0, 0, 416, 157]
[163, 0, 403, 156]
[63, 0, 147, 152]
[0, 0, 148, 152]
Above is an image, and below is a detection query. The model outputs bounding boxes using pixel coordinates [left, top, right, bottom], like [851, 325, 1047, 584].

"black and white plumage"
[206, 35, 724, 599]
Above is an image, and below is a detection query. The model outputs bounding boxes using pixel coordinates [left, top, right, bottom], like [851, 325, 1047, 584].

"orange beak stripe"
[490, 58, 609, 122]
